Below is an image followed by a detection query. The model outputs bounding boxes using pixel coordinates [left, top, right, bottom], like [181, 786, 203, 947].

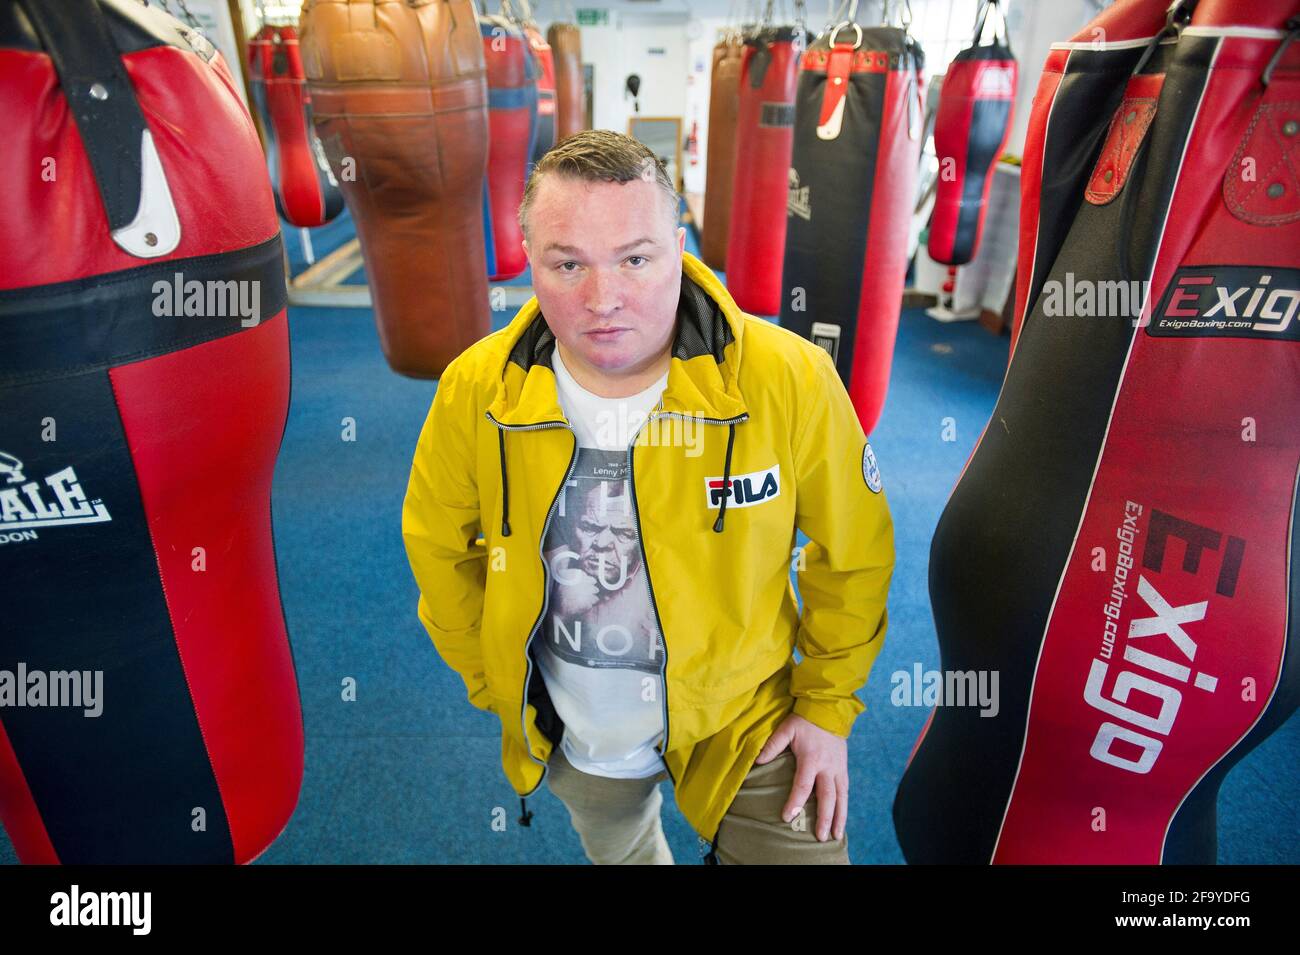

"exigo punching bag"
[481, 11, 538, 281]
[702, 32, 744, 271]
[779, 19, 925, 433]
[0, 0, 303, 863]
[300, 0, 492, 379]
[895, 0, 1300, 865]
[248, 23, 343, 228]
[727, 24, 806, 316]
[927, 0, 1016, 265]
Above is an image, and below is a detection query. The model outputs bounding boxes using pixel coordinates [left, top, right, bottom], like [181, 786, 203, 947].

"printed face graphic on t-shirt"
[572, 481, 641, 592]
[540, 448, 662, 673]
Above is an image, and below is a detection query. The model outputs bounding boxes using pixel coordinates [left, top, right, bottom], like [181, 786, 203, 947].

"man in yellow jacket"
[402, 130, 894, 864]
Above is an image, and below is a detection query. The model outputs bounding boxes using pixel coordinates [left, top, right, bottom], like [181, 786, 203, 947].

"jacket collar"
[486, 251, 749, 427]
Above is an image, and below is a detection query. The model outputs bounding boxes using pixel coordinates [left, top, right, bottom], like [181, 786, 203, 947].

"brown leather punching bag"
[547, 21, 584, 141]
[298, 0, 491, 379]
[702, 33, 744, 271]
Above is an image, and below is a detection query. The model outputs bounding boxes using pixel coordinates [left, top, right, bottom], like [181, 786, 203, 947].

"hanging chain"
[172, 0, 203, 30]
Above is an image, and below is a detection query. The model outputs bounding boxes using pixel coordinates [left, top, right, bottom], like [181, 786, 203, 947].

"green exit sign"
[576, 9, 608, 26]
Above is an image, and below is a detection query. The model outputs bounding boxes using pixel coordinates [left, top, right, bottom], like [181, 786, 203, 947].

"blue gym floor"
[3, 205, 1295, 865]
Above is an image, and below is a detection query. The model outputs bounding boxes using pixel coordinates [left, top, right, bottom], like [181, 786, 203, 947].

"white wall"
[546, 11, 692, 141]
[1001, 0, 1105, 157]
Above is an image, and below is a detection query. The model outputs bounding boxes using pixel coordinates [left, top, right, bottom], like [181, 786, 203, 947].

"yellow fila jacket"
[401, 250, 895, 846]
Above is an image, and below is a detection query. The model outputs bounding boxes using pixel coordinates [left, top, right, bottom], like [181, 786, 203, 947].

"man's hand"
[754, 712, 848, 842]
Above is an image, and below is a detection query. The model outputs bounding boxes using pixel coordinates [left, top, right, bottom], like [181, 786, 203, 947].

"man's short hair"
[518, 129, 679, 241]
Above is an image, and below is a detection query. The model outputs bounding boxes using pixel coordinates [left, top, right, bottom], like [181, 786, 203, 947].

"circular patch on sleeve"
[862, 442, 882, 493]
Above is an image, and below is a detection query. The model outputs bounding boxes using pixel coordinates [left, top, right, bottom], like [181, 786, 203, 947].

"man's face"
[574, 483, 640, 587]
[522, 172, 686, 382]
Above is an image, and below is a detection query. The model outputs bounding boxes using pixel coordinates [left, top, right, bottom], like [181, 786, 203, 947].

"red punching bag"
[0, 0, 303, 863]
[928, 0, 1016, 265]
[896, 0, 1300, 864]
[248, 23, 343, 228]
[481, 11, 537, 281]
[779, 16, 926, 433]
[524, 23, 557, 163]
[726, 24, 806, 316]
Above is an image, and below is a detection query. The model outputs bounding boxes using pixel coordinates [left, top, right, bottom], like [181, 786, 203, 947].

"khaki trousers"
[544, 745, 850, 865]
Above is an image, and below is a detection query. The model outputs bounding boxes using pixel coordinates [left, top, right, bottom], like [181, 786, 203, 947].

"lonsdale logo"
[705, 464, 781, 510]
[0, 451, 112, 544]
[788, 168, 811, 222]
[976, 65, 1015, 97]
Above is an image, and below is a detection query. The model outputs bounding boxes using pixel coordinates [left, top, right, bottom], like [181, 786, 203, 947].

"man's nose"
[584, 269, 623, 316]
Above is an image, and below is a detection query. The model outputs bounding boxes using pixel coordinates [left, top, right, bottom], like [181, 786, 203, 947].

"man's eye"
[559, 261, 579, 272]
[627, 255, 647, 267]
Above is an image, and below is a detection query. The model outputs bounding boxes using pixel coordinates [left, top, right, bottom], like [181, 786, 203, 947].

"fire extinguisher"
[686, 117, 699, 167]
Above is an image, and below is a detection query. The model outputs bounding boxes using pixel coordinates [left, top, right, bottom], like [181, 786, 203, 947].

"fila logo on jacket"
[705, 464, 780, 509]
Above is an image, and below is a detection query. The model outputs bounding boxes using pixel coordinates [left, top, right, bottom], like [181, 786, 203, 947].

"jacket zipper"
[626, 408, 750, 792]
[485, 410, 578, 795]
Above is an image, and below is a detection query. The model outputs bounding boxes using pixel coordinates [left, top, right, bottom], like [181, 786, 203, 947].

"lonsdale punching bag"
[481, 10, 537, 281]
[248, 23, 343, 228]
[0, 0, 303, 863]
[895, 0, 1300, 865]
[547, 20, 584, 141]
[702, 32, 744, 271]
[927, 0, 1016, 265]
[779, 20, 925, 433]
[727, 25, 806, 316]
[299, 0, 491, 378]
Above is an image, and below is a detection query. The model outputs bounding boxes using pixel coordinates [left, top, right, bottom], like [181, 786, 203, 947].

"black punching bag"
[779, 20, 925, 434]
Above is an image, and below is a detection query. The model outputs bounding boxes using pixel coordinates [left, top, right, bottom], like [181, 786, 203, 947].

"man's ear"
[676, 226, 685, 254]
[521, 237, 530, 263]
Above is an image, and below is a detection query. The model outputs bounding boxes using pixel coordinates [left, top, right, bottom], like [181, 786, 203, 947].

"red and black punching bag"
[299, 0, 492, 379]
[927, 0, 1016, 265]
[896, 0, 1300, 864]
[727, 25, 806, 316]
[779, 20, 926, 433]
[702, 32, 744, 271]
[248, 23, 343, 228]
[481, 10, 538, 281]
[0, 0, 303, 863]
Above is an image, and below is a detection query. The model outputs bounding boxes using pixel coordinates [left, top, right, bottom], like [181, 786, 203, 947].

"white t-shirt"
[533, 344, 669, 779]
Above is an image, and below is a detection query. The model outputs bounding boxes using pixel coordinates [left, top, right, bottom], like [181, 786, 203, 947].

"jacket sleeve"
[790, 346, 896, 738]
[401, 361, 495, 715]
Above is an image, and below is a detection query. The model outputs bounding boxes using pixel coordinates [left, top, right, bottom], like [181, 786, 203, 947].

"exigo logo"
[1084, 508, 1244, 774]
[1148, 265, 1300, 340]
[705, 464, 780, 510]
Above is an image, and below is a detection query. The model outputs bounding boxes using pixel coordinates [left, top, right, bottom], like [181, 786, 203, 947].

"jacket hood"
[486, 250, 750, 427]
